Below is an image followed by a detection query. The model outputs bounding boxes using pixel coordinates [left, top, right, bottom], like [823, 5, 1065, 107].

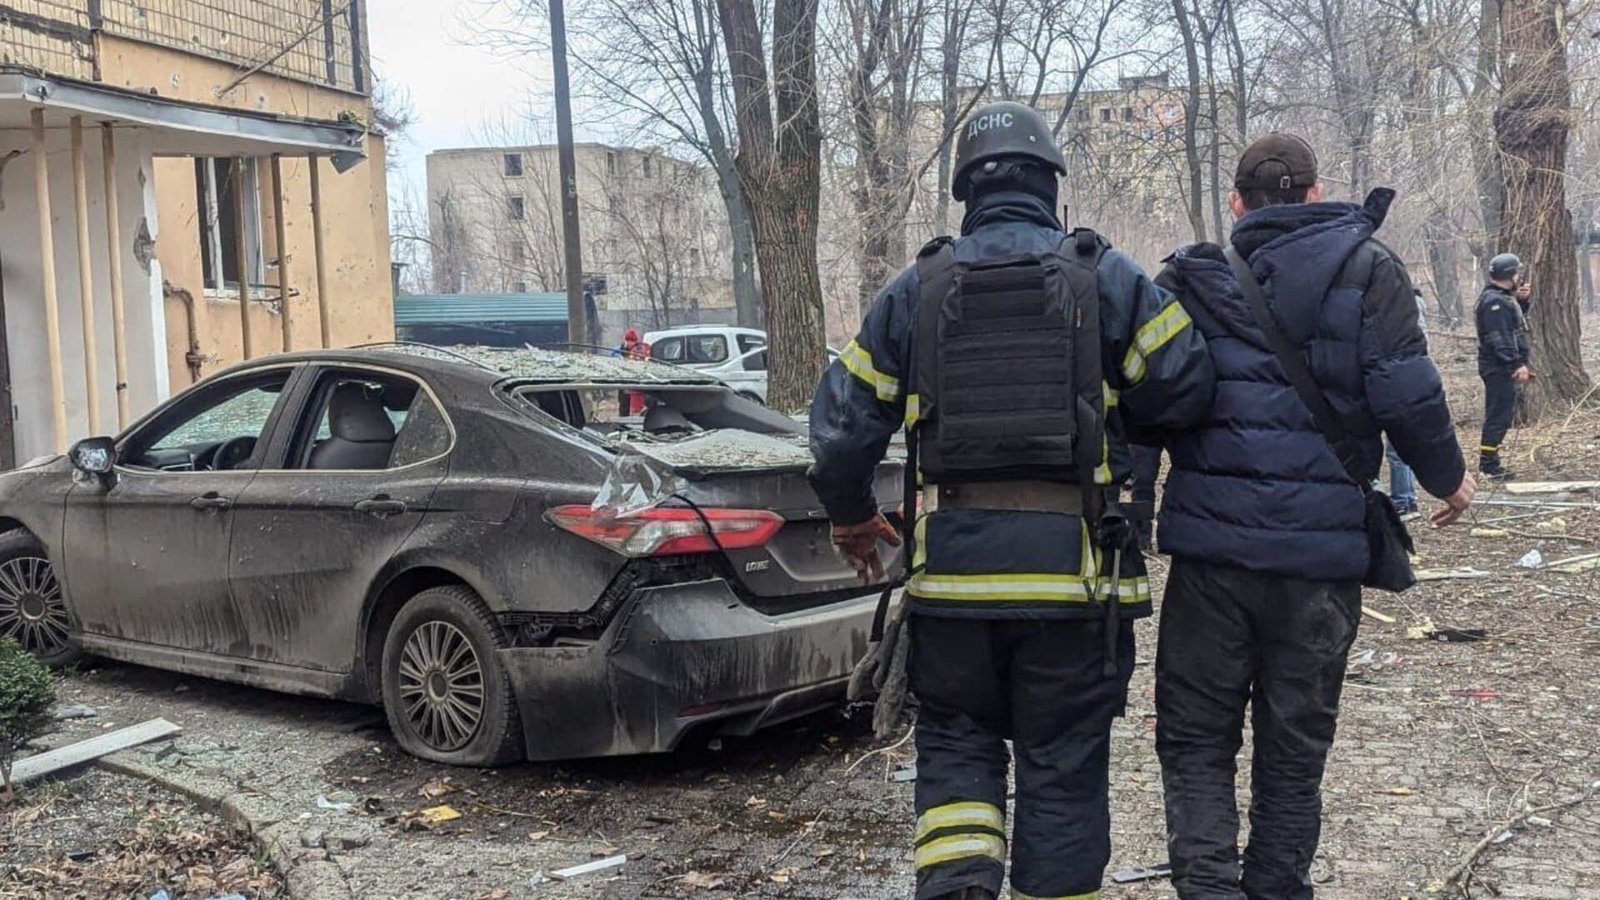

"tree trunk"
[1172, 0, 1207, 242]
[1472, 0, 1503, 256]
[1578, 199, 1596, 315]
[717, 0, 827, 413]
[1424, 216, 1466, 327]
[1199, 2, 1224, 242]
[1495, 0, 1592, 409]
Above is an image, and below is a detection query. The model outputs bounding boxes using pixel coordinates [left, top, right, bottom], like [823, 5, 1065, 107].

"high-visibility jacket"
[808, 189, 1215, 620]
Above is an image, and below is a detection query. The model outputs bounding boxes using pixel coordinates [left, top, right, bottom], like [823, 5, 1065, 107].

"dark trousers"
[1154, 560, 1361, 900]
[1480, 371, 1516, 456]
[910, 615, 1135, 900]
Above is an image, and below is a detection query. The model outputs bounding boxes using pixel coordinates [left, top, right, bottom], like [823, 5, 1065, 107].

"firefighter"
[1475, 253, 1533, 479]
[809, 100, 1215, 900]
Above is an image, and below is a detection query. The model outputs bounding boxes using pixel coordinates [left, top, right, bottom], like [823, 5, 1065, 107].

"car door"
[227, 365, 452, 672]
[62, 365, 301, 654]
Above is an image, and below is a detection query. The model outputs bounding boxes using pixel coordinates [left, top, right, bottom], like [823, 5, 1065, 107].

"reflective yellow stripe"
[1480, 444, 1498, 452]
[905, 392, 921, 427]
[1095, 381, 1115, 485]
[1012, 890, 1100, 900]
[913, 513, 928, 569]
[1121, 302, 1192, 384]
[908, 572, 1151, 603]
[914, 801, 1005, 843]
[914, 833, 1006, 870]
[839, 339, 901, 402]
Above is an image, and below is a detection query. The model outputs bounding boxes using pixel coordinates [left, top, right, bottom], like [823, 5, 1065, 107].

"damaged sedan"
[0, 346, 902, 765]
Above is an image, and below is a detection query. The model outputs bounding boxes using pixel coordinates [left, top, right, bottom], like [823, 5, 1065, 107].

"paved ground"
[12, 324, 1600, 900]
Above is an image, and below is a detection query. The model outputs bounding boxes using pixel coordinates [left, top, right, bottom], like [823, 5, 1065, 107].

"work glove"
[831, 513, 901, 583]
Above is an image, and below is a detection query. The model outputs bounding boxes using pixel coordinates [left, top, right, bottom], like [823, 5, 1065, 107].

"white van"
[643, 326, 837, 405]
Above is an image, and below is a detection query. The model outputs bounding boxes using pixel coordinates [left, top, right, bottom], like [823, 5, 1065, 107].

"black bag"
[1225, 247, 1416, 592]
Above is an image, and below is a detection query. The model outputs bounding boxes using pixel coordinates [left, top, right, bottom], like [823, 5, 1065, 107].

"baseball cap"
[1235, 133, 1319, 191]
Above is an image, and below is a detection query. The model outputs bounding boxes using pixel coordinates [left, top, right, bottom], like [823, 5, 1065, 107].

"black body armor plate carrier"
[912, 228, 1107, 486]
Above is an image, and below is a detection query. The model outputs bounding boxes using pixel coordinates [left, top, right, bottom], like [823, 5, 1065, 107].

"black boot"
[1479, 453, 1514, 481]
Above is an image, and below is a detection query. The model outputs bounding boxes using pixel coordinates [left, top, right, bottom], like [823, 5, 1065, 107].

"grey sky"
[368, 0, 557, 214]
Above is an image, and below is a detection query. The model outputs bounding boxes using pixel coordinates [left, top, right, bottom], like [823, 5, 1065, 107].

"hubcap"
[0, 556, 69, 658]
[397, 620, 485, 752]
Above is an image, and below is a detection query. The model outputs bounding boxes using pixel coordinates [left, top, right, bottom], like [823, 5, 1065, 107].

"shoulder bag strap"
[1224, 246, 1368, 491]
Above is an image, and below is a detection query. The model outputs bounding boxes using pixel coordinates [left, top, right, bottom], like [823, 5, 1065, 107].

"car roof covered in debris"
[217, 344, 722, 387]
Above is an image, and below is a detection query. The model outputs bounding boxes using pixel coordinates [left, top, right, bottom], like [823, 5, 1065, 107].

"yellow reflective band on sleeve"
[907, 572, 1151, 604]
[914, 833, 1006, 870]
[914, 801, 1005, 843]
[1095, 381, 1115, 485]
[1012, 890, 1100, 899]
[1121, 302, 1193, 384]
[840, 339, 902, 402]
[905, 392, 921, 427]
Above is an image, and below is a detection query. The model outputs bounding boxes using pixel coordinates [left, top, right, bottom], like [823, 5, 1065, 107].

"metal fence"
[95, 0, 367, 93]
[0, 0, 97, 80]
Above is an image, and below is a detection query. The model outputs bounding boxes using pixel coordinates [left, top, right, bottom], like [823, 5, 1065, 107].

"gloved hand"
[831, 513, 902, 583]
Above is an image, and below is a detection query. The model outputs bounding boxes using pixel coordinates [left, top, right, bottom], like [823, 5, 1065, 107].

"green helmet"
[952, 101, 1067, 201]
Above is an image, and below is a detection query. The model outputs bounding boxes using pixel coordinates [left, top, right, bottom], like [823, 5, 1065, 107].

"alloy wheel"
[0, 556, 69, 658]
[396, 620, 485, 751]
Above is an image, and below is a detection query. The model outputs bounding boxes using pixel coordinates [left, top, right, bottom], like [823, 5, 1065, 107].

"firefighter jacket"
[1475, 284, 1531, 377]
[808, 189, 1215, 620]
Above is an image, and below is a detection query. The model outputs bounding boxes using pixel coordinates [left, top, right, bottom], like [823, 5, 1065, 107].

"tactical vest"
[911, 228, 1107, 485]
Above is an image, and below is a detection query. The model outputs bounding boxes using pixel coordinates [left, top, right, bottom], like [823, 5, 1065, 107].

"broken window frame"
[195, 157, 265, 295]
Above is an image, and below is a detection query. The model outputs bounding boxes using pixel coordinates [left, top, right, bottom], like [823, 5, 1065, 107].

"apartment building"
[0, 0, 391, 465]
[425, 143, 733, 342]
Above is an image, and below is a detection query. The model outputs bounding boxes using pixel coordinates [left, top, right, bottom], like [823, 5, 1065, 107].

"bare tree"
[1495, 0, 1592, 407]
[717, 0, 829, 412]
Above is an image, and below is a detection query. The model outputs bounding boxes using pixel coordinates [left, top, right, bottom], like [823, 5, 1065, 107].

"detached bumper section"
[500, 579, 875, 760]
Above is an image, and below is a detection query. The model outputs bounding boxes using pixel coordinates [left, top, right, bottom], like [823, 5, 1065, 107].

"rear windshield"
[651, 334, 729, 365]
[509, 383, 796, 448]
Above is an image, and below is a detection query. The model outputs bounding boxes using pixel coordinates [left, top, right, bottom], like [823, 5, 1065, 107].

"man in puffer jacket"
[1150, 133, 1475, 900]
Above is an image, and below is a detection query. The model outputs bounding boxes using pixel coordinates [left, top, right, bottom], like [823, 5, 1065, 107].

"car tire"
[0, 529, 79, 667]
[380, 585, 525, 767]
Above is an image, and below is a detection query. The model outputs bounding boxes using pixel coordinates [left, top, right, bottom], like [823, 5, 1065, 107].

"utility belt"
[921, 480, 1089, 515]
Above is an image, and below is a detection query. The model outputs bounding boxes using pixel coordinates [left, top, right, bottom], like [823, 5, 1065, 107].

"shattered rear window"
[508, 383, 811, 471]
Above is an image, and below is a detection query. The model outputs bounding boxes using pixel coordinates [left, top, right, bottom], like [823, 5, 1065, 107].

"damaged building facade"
[425, 143, 734, 344]
[0, 0, 392, 466]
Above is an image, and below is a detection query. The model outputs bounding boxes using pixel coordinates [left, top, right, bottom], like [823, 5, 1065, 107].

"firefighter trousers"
[1155, 559, 1361, 900]
[1480, 371, 1516, 459]
[909, 614, 1135, 900]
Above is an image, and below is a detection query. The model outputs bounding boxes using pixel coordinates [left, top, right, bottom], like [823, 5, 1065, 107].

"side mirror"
[69, 437, 118, 486]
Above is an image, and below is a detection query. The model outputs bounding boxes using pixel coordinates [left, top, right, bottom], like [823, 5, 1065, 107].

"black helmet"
[952, 101, 1067, 201]
[1489, 253, 1521, 280]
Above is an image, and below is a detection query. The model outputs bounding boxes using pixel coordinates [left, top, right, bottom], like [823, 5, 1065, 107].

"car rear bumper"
[499, 579, 875, 761]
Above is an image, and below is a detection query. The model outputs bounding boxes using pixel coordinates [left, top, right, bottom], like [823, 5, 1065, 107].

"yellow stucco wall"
[94, 34, 394, 389]
[154, 133, 394, 390]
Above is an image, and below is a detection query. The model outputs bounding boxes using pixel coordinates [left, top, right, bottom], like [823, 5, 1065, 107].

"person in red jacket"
[616, 328, 652, 415]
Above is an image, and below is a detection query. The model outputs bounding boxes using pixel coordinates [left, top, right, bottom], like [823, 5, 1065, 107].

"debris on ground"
[314, 793, 354, 812]
[53, 704, 98, 720]
[0, 770, 282, 898]
[1413, 566, 1491, 581]
[1360, 605, 1396, 624]
[1517, 548, 1544, 569]
[549, 854, 627, 880]
[13, 718, 182, 785]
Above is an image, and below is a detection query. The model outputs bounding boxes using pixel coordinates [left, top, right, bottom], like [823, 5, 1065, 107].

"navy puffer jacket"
[1153, 189, 1466, 582]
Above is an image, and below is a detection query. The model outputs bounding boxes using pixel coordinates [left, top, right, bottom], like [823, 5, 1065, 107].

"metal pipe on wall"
[308, 155, 332, 348]
[232, 159, 254, 359]
[270, 155, 293, 352]
[69, 117, 101, 435]
[101, 123, 131, 429]
[31, 108, 69, 452]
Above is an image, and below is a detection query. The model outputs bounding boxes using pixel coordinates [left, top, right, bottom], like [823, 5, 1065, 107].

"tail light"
[546, 505, 785, 557]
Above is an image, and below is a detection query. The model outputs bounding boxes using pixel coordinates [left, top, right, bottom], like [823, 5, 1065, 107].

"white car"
[644, 326, 837, 405]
